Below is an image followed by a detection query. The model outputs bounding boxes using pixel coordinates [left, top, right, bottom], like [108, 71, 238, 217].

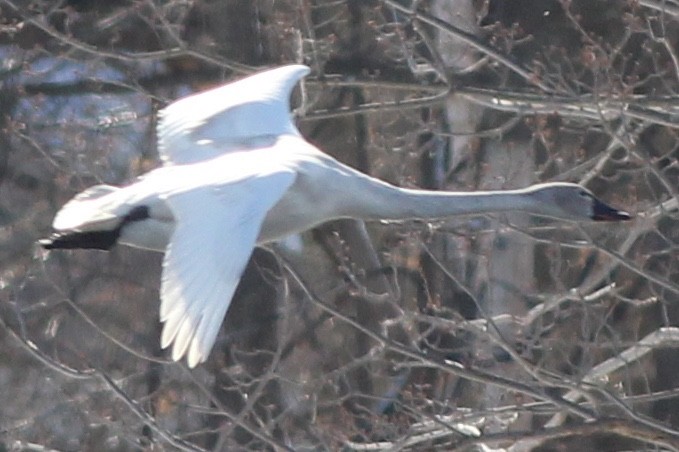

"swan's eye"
[578, 190, 589, 199]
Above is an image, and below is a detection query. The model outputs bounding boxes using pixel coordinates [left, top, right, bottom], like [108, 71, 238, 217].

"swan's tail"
[40, 184, 141, 251]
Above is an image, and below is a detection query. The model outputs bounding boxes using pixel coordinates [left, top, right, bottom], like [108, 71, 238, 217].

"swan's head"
[527, 183, 632, 222]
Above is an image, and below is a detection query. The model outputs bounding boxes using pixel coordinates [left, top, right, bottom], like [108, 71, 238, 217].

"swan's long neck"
[346, 176, 535, 221]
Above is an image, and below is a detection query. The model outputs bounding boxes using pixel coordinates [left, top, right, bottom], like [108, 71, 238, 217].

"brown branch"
[0, 0, 253, 73]
[278, 255, 597, 422]
[381, 0, 554, 92]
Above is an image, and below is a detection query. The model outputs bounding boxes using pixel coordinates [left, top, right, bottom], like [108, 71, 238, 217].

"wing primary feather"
[159, 169, 296, 366]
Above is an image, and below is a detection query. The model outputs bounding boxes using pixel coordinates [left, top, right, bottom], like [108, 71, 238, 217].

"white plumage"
[157, 65, 308, 165]
[42, 65, 631, 367]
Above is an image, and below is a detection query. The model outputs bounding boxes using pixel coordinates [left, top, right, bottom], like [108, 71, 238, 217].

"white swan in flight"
[41, 65, 631, 368]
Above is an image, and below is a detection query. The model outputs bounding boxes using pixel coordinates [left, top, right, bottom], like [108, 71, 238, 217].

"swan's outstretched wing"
[157, 65, 310, 165]
[159, 169, 296, 367]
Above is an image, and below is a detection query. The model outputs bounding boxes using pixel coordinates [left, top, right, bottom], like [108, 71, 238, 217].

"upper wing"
[157, 65, 310, 165]
[159, 168, 296, 367]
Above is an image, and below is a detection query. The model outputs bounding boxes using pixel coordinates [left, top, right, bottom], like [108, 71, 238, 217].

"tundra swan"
[41, 65, 631, 367]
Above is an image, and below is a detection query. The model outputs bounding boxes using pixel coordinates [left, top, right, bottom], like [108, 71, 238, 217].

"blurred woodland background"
[2, 0, 679, 450]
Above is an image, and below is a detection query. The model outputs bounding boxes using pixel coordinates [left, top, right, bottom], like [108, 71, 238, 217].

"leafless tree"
[1, 0, 679, 450]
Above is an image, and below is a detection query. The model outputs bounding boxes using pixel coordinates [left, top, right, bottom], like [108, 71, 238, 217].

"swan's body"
[42, 65, 631, 367]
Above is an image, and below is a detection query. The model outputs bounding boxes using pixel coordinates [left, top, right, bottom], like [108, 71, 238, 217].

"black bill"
[591, 198, 632, 221]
